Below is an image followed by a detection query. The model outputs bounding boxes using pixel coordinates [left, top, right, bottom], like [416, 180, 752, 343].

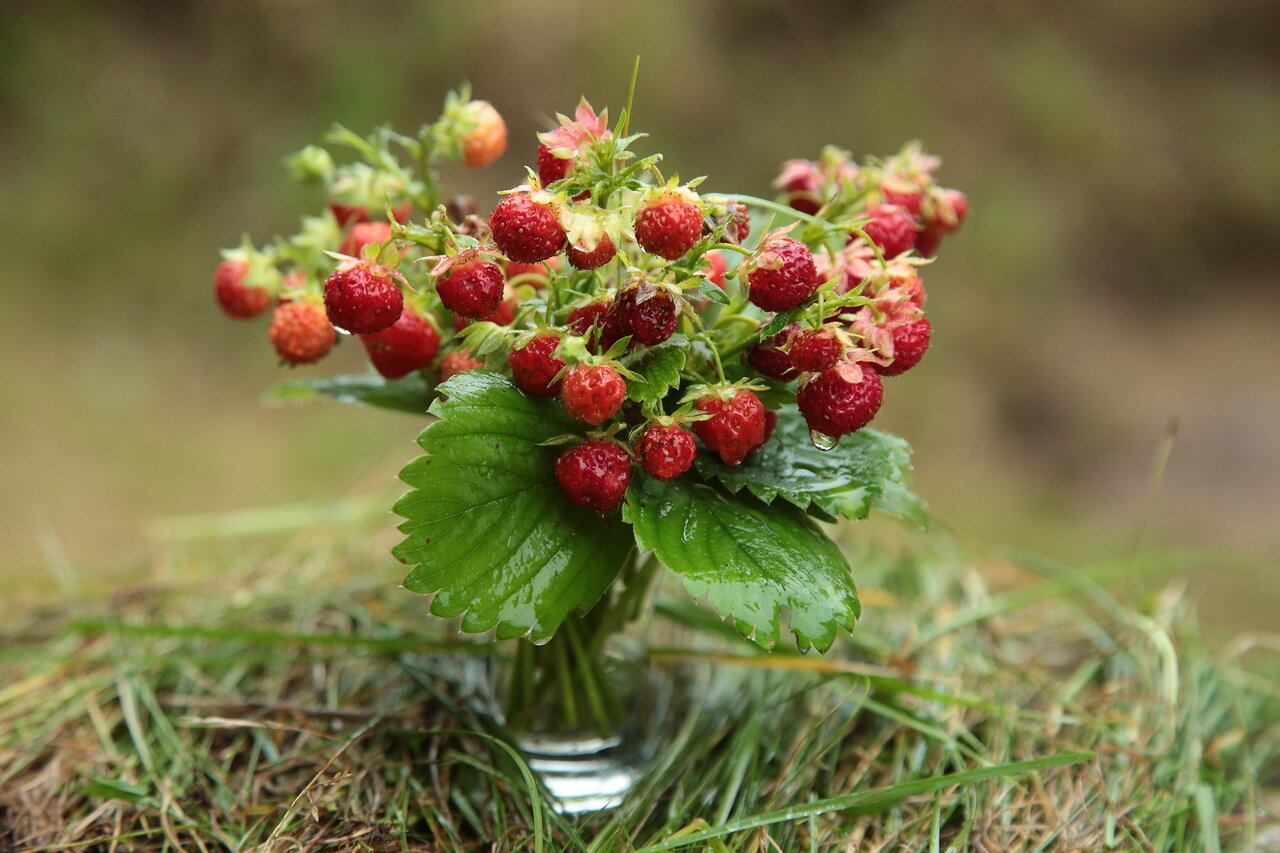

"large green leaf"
[265, 372, 433, 415]
[624, 477, 859, 652]
[695, 408, 927, 526]
[392, 371, 633, 640]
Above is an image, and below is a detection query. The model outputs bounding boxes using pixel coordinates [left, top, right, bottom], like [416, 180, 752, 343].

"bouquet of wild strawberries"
[213, 86, 966, 728]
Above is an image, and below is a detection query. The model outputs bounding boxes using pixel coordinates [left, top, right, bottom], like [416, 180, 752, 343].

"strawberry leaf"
[694, 407, 927, 526]
[264, 372, 434, 414]
[622, 335, 690, 404]
[393, 371, 633, 641]
[624, 477, 858, 652]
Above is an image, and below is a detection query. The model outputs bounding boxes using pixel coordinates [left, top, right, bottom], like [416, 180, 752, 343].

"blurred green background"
[2, 0, 1277, 626]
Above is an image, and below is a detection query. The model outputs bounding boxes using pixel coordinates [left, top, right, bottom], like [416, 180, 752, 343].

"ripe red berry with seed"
[789, 328, 842, 373]
[536, 143, 573, 186]
[859, 204, 917, 259]
[437, 256, 505, 319]
[568, 299, 611, 350]
[729, 202, 751, 244]
[438, 347, 483, 381]
[634, 424, 697, 481]
[323, 262, 403, 334]
[747, 236, 818, 312]
[214, 259, 270, 319]
[459, 100, 507, 168]
[508, 333, 566, 397]
[269, 301, 337, 365]
[745, 326, 800, 381]
[555, 440, 632, 511]
[568, 234, 616, 270]
[360, 309, 440, 379]
[490, 192, 567, 263]
[694, 389, 766, 466]
[878, 317, 932, 376]
[634, 191, 702, 260]
[339, 221, 393, 258]
[798, 363, 884, 436]
[611, 287, 678, 347]
[562, 364, 626, 425]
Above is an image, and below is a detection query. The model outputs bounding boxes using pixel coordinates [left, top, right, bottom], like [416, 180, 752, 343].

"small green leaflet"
[622, 336, 690, 404]
[393, 372, 633, 641]
[695, 408, 928, 527]
[264, 372, 433, 415]
[624, 477, 859, 652]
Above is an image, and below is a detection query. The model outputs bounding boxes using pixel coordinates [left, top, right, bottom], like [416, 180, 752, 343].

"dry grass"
[1, 504, 1277, 851]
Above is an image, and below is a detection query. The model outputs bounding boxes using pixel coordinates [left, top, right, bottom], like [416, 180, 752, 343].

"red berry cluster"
[212, 89, 965, 515]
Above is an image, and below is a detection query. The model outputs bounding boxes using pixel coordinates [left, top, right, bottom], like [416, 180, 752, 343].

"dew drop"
[809, 429, 840, 451]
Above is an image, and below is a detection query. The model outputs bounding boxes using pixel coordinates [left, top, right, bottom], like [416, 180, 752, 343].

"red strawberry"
[339, 221, 393, 258]
[789, 328, 842, 373]
[882, 186, 924, 216]
[437, 256, 505, 319]
[859, 204, 917, 259]
[537, 143, 573, 186]
[360, 309, 440, 379]
[747, 236, 818, 312]
[634, 191, 702, 260]
[505, 257, 558, 288]
[914, 227, 944, 258]
[568, 233, 617, 270]
[323, 262, 403, 334]
[878, 317, 931, 376]
[703, 250, 729, 289]
[508, 333, 565, 397]
[568, 299, 612, 350]
[214, 259, 270, 319]
[610, 286, 678, 347]
[460, 100, 507, 168]
[797, 363, 883, 436]
[490, 193, 567, 263]
[269, 301, 336, 365]
[438, 347, 484, 381]
[555, 440, 632, 511]
[562, 364, 626, 425]
[744, 326, 799, 381]
[694, 389, 766, 466]
[729, 202, 752, 244]
[761, 409, 778, 444]
[634, 424, 697, 481]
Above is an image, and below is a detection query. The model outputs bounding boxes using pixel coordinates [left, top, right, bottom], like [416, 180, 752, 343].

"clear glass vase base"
[517, 733, 639, 814]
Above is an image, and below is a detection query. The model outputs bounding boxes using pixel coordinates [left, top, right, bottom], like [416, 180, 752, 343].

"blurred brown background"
[2, 0, 1277, 625]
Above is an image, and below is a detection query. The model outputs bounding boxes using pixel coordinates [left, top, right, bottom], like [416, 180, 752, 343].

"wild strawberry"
[505, 257, 558, 288]
[537, 143, 573, 186]
[746, 235, 818, 312]
[269, 301, 336, 365]
[761, 409, 778, 444]
[634, 424, 697, 481]
[744, 326, 799, 381]
[460, 100, 507, 168]
[881, 187, 924, 216]
[610, 286, 678, 347]
[339, 221, 393, 258]
[508, 333, 565, 397]
[634, 190, 702, 260]
[324, 261, 403, 334]
[916, 189, 968, 257]
[703, 250, 729, 289]
[437, 255, 505, 319]
[568, 299, 611, 350]
[878, 317, 931, 376]
[797, 363, 884, 436]
[555, 441, 632, 511]
[694, 389, 766, 466]
[775, 159, 823, 215]
[858, 204, 917, 259]
[913, 227, 944, 259]
[360, 309, 440, 379]
[789, 328, 842, 373]
[490, 192, 567, 263]
[729, 202, 752, 244]
[329, 202, 411, 227]
[214, 259, 270, 319]
[568, 233, 617, 270]
[562, 364, 626, 425]
[438, 347, 484, 381]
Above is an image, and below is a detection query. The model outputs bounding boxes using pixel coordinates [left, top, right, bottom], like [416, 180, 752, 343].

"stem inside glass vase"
[499, 548, 660, 813]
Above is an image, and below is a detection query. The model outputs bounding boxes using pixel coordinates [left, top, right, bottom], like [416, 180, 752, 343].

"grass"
[1, 499, 1277, 851]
